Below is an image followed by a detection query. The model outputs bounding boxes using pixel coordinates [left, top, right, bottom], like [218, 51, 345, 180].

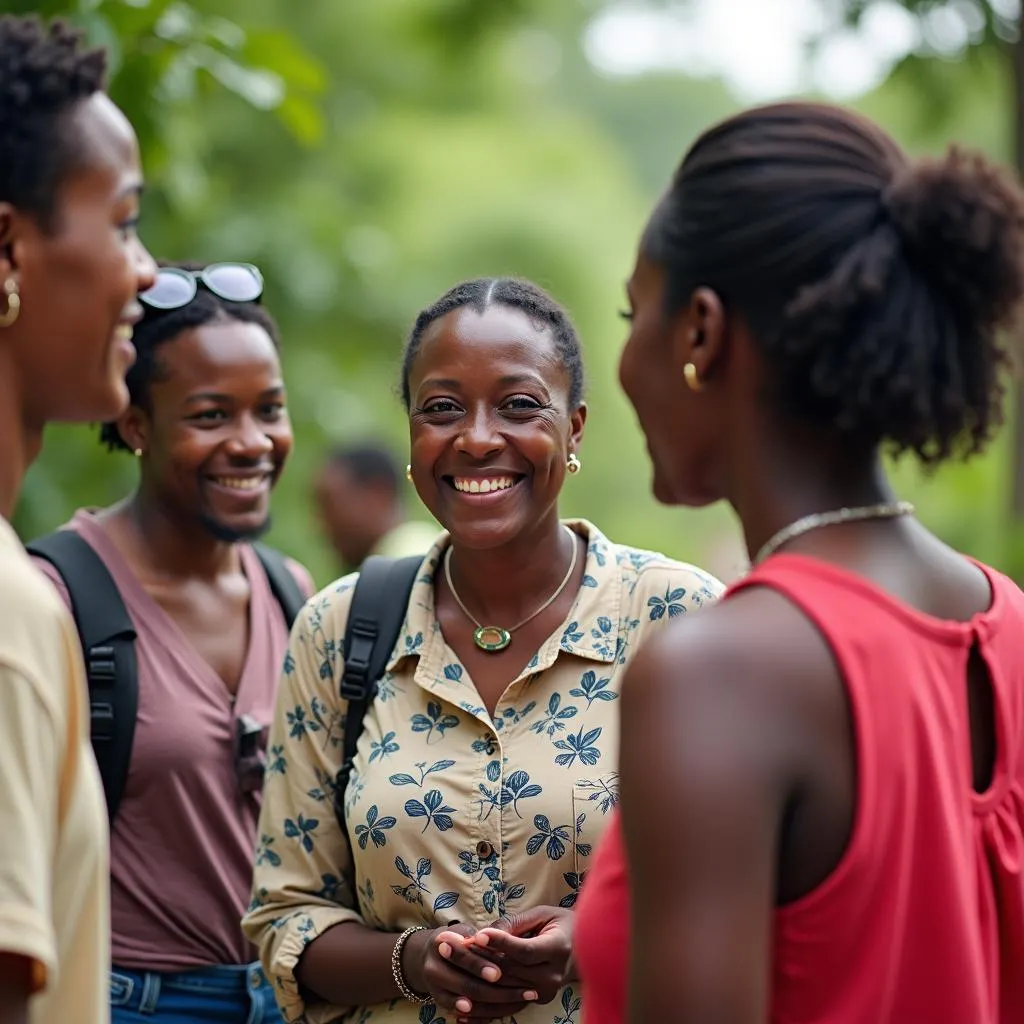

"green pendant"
[474, 625, 511, 652]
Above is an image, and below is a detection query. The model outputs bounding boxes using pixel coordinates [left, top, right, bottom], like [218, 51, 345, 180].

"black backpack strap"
[252, 543, 306, 628]
[25, 531, 138, 822]
[334, 554, 422, 830]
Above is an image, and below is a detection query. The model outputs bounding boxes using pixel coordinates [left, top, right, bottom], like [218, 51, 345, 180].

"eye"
[618, 308, 634, 322]
[118, 217, 140, 241]
[502, 395, 543, 411]
[260, 401, 286, 420]
[420, 398, 462, 415]
[190, 408, 227, 423]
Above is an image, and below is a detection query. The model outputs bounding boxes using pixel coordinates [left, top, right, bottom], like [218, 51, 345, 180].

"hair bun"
[884, 147, 1024, 333]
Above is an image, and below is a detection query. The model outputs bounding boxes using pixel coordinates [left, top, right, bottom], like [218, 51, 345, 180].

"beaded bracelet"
[392, 925, 430, 1004]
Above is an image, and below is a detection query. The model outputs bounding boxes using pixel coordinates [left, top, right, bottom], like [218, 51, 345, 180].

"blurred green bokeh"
[9, 0, 1024, 586]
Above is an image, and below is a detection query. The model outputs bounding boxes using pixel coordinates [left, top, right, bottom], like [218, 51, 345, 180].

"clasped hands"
[403, 905, 574, 1023]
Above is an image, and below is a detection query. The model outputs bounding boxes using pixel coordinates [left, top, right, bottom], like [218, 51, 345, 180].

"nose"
[133, 235, 157, 295]
[225, 414, 274, 459]
[453, 407, 503, 459]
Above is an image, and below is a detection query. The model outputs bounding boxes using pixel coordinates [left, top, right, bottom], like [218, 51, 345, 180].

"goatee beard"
[199, 513, 272, 544]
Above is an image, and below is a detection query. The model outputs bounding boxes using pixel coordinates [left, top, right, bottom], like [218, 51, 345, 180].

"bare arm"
[620, 595, 828, 1024]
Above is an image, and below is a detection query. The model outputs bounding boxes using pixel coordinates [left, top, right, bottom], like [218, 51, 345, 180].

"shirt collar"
[386, 519, 622, 674]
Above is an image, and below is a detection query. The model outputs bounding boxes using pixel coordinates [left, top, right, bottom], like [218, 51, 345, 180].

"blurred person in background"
[30, 260, 312, 1024]
[243, 276, 723, 1024]
[0, 14, 155, 1024]
[314, 441, 438, 570]
[574, 101, 1024, 1024]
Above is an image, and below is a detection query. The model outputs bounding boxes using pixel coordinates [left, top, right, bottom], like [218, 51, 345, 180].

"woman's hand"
[402, 925, 536, 1022]
[470, 906, 575, 1005]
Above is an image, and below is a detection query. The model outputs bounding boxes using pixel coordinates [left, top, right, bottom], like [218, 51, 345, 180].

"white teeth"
[115, 325, 133, 342]
[453, 476, 515, 494]
[214, 476, 266, 491]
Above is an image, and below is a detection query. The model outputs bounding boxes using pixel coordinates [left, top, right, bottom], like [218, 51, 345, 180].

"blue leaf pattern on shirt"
[242, 521, 726, 1024]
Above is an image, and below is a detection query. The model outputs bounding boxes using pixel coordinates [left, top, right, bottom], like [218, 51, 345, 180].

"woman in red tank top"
[573, 102, 1024, 1024]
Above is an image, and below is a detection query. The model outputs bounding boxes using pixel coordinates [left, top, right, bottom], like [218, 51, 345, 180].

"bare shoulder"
[622, 585, 845, 774]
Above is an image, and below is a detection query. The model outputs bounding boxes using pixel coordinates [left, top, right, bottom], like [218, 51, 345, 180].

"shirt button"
[476, 840, 494, 859]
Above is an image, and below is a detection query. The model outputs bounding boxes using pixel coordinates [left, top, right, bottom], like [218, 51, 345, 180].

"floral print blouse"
[242, 520, 723, 1024]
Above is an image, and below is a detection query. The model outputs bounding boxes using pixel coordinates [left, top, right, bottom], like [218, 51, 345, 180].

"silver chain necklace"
[444, 524, 579, 652]
[753, 501, 915, 566]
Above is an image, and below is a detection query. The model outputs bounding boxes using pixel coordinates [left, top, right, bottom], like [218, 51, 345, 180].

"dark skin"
[314, 462, 402, 569]
[95, 318, 293, 695]
[296, 305, 586, 1022]
[0, 92, 154, 520]
[0, 92, 154, 1022]
[615, 251, 997, 1023]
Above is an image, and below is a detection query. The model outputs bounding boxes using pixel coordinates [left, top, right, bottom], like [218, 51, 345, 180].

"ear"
[115, 404, 150, 454]
[568, 401, 588, 454]
[669, 287, 727, 385]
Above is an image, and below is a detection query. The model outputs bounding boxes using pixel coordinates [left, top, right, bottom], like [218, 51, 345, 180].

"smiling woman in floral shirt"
[242, 278, 723, 1024]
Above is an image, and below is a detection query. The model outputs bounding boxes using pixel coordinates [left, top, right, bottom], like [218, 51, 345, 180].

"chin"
[444, 517, 524, 551]
[651, 465, 719, 509]
[54, 378, 129, 425]
[200, 513, 272, 544]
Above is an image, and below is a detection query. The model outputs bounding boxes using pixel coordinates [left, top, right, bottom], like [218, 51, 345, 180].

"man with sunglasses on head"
[29, 260, 313, 1024]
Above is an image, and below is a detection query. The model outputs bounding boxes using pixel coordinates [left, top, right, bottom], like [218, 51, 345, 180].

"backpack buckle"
[341, 618, 378, 700]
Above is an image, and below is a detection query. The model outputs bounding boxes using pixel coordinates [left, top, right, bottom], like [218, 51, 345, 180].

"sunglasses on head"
[140, 262, 264, 311]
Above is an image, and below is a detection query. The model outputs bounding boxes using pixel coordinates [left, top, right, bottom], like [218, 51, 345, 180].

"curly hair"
[99, 261, 282, 453]
[645, 102, 1024, 465]
[401, 277, 586, 410]
[0, 15, 107, 230]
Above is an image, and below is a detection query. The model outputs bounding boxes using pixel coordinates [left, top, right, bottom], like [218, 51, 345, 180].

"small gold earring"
[133, 448, 143, 458]
[683, 362, 703, 393]
[566, 453, 582, 475]
[405, 464, 413, 482]
[0, 278, 21, 328]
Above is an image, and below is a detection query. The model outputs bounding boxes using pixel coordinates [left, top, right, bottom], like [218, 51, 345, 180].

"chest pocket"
[570, 773, 620, 899]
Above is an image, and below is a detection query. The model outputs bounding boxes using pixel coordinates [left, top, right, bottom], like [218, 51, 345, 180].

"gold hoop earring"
[405, 464, 413, 483]
[683, 362, 703, 393]
[566, 453, 581, 475]
[0, 278, 21, 328]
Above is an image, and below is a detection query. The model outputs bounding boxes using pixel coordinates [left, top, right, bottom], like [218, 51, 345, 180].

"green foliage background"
[9, 0, 1024, 585]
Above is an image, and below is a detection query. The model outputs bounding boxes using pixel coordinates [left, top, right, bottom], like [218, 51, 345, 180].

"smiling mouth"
[450, 475, 522, 494]
[209, 474, 272, 493]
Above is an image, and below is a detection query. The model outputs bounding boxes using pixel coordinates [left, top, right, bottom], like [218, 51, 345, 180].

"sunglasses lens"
[141, 270, 196, 310]
[205, 264, 263, 303]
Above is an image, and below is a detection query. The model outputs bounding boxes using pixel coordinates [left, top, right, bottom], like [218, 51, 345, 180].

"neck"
[117, 484, 242, 579]
[0, 366, 41, 520]
[446, 512, 575, 624]
[727, 422, 894, 565]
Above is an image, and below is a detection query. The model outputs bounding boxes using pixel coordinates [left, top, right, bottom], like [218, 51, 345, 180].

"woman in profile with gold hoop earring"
[0, 14, 156, 1024]
[244, 276, 723, 1024]
[575, 101, 1024, 1024]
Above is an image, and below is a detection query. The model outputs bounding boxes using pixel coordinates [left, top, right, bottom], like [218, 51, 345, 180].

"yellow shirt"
[243, 520, 723, 1023]
[0, 516, 109, 1024]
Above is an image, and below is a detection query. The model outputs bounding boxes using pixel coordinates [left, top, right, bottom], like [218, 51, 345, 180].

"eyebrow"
[116, 181, 144, 203]
[183, 385, 285, 404]
[496, 373, 547, 388]
[417, 378, 462, 392]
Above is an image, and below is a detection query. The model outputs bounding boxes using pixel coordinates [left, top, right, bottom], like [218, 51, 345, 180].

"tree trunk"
[1011, 10, 1024, 516]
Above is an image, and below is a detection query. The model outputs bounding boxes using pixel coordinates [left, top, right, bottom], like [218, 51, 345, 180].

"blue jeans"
[110, 963, 283, 1023]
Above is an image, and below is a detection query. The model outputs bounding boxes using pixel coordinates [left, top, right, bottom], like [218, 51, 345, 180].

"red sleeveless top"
[575, 554, 1024, 1024]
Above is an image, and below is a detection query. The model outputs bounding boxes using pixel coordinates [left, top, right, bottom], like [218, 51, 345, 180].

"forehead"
[58, 93, 142, 207]
[414, 304, 561, 383]
[156, 319, 281, 387]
